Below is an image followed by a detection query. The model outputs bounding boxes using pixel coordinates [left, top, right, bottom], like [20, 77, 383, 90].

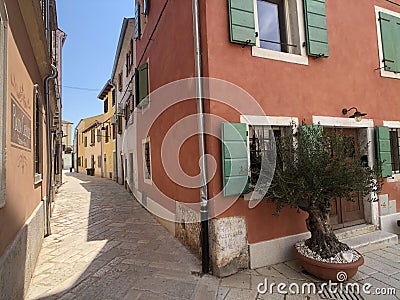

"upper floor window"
[118, 72, 123, 92]
[104, 98, 109, 113]
[228, 0, 329, 65]
[257, 0, 288, 52]
[90, 129, 95, 145]
[135, 0, 149, 40]
[105, 125, 109, 143]
[112, 89, 116, 107]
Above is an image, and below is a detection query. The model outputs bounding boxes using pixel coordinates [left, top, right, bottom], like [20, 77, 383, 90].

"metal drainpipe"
[44, 64, 58, 237]
[192, 0, 210, 274]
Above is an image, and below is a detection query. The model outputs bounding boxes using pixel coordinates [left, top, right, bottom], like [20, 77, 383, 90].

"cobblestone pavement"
[26, 172, 400, 300]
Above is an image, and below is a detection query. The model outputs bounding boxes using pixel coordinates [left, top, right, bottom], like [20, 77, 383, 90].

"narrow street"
[26, 172, 400, 300]
[26, 172, 205, 299]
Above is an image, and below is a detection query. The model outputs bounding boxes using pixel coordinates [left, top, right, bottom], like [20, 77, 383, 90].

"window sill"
[380, 68, 400, 80]
[252, 46, 309, 66]
[387, 173, 400, 183]
[34, 173, 42, 185]
[144, 178, 152, 185]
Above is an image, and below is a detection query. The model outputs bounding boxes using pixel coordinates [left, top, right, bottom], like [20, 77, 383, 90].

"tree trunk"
[305, 207, 349, 259]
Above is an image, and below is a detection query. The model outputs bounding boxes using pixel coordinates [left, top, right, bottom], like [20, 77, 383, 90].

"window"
[254, 0, 307, 58]
[34, 91, 43, 181]
[126, 53, 129, 77]
[117, 116, 123, 134]
[130, 39, 134, 67]
[105, 125, 109, 143]
[98, 155, 102, 169]
[77, 157, 81, 167]
[97, 129, 101, 142]
[84, 158, 87, 168]
[249, 125, 285, 186]
[375, 7, 400, 79]
[143, 138, 151, 183]
[257, 0, 287, 52]
[84, 136, 87, 147]
[90, 129, 95, 145]
[112, 124, 116, 140]
[125, 102, 131, 125]
[135, 2, 141, 40]
[228, 0, 328, 65]
[118, 72, 123, 92]
[112, 89, 116, 107]
[104, 98, 109, 113]
[390, 128, 400, 173]
[136, 62, 149, 107]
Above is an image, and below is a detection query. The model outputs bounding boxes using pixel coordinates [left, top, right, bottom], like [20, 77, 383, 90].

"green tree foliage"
[251, 124, 383, 258]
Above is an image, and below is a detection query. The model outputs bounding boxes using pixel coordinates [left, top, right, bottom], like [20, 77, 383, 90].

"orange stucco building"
[0, 0, 64, 298]
[125, 0, 400, 276]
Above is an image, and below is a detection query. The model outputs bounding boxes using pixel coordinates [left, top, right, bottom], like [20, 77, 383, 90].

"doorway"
[329, 128, 365, 229]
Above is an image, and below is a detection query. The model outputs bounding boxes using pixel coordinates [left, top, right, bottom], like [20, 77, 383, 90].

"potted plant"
[251, 124, 383, 281]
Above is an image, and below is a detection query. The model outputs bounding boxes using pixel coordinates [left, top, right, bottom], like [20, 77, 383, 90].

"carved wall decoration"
[17, 154, 28, 173]
[10, 73, 30, 111]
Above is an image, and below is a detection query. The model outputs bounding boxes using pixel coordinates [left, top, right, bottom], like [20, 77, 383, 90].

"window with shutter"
[251, 0, 309, 64]
[136, 62, 149, 108]
[221, 122, 249, 196]
[135, 3, 141, 40]
[376, 126, 393, 178]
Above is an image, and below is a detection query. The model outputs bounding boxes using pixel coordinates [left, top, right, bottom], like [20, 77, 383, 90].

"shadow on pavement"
[37, 172, 201, 300]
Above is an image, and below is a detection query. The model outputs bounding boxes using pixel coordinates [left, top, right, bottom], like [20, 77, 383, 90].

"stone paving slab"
[26, 172, 400, 299]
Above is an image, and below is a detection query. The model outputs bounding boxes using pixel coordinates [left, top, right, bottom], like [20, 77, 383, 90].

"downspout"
[192, 0, 210, 274]
[44, 64, 58, 236]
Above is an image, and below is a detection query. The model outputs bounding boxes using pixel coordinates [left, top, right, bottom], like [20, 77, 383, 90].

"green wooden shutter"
[222, 122, 249, 196]
[303, 0, 329, 57]
[379, 12, 400, 73]
[135, 68, 140, 106]
[376, 126, 393, 178]
[137, 63, 149, 107]
[228, 0, 256, 45]
[135, 3, 141, 40]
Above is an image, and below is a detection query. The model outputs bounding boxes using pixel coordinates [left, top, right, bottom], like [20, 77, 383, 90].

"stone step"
[341, 230, 398, 253]
[335, 224, 376, 240]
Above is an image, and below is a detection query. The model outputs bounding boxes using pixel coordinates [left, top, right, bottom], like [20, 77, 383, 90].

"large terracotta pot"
[293, 245, 364, 281]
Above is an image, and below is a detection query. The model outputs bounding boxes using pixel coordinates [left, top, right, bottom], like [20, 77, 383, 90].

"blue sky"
[57, 0, 133, 128]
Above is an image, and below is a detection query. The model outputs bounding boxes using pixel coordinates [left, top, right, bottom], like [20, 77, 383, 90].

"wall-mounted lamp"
[342, 107, 367, 122]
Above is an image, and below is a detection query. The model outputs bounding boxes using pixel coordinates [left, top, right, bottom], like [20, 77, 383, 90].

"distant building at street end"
[98, 80, 117, 180]
[75, 114, 105, 177]
[62, 120, 73, 170]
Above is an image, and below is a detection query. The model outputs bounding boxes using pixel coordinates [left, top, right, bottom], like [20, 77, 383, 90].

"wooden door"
[329, 129, 365, 229]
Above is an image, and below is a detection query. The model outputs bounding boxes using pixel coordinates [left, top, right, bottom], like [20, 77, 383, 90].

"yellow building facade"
[98, 80, 116, 180]
[76, 114, 104, 176]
